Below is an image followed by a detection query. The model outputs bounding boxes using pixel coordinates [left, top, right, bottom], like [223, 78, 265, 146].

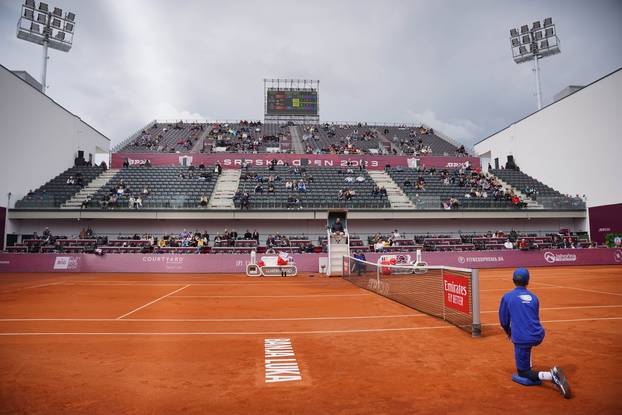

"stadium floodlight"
[16, 0, 76, 94]
[509, 17, 561, 110]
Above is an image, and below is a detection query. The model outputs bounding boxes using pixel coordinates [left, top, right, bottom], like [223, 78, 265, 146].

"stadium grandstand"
[1, 1, 621, 414]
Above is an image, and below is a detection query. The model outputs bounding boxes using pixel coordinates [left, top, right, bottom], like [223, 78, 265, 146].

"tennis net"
[343, 255, 481, 336]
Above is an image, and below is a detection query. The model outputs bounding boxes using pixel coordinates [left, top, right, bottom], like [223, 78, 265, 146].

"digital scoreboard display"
[267, 90, 318, 116]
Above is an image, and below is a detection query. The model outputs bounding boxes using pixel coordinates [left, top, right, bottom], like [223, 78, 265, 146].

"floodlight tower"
[509, 18, 560, 110]
[16, 0, 76, 94]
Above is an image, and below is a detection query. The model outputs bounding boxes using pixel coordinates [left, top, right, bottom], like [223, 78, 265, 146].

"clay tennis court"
[1, 265, 621, 414]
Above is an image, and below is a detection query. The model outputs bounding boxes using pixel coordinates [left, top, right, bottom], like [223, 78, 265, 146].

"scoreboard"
[266, 90, 318, 116]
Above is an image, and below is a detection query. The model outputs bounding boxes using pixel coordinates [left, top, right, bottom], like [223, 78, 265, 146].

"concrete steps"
[61, 169, 120, 209]
[367, 170, 415, 209]
[207, 169, 241, 209]
[373, 128, 397, 155]
[289, 125, 305, 153]
[190, 125, 212, 153]
[487, 172, 543, 209]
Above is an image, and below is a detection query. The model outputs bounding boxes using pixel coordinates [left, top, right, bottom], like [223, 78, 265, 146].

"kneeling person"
[499, 268, 571, 398]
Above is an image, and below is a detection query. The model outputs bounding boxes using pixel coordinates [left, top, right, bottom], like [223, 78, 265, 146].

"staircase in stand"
[207, 169, 241, 209]
[289, 125, 305, 153]
[367, 170, 414, 209]
[61, 168, 120, 209]
[190, 125, 213, 153]
[486, 173, 543, 209]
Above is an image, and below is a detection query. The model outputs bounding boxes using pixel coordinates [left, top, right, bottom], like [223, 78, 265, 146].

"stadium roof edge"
[474, 66, 622, 147]
[0, 63, 110, 143]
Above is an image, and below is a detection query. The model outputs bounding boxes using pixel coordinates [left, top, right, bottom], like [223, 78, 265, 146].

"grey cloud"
[1, 0, 621, 146]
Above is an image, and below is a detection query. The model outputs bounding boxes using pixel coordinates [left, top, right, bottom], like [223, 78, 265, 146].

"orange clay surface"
[0, 265, 621, 414]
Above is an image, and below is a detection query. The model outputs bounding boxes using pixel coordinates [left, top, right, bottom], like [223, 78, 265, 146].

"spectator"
[241, 192, 251, 210]
[81, 197, 91, 210]
[504, 239, 514, 249]
[374, 240, 384, 252]
[254, 184, 264, 193]
[252, 229, 260, 242]
[66, 176, 76, 185]
[199, 196, 208, 207]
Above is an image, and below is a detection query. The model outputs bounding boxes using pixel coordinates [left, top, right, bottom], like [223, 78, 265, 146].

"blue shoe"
[551, 367, 571, 399]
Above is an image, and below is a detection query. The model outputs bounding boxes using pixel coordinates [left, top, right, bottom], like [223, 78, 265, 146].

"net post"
[441, 268, 446, 322]
[471, 268, 481, 337]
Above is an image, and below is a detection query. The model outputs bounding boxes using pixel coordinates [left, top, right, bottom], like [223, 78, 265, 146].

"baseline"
[0, 316, 620, 336]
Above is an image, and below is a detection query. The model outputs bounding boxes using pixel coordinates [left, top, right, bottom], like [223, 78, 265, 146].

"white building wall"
[0, 65, 110, 237]
[474, 69, 622, 208]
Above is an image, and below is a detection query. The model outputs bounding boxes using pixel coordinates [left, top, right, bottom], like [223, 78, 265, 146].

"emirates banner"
[443, 273, 470, 314]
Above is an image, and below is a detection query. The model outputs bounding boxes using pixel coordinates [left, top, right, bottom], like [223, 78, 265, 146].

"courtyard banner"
[1, 248, 620, 274]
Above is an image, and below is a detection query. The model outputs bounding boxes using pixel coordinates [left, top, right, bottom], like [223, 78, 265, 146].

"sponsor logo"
[407, 158, 419, 168]
[53, 256, 79, 270]
[128, 158, 148, 166]
[544, 251, 577, 264]
[446, 161, 471, 168]
[458, 256, 504, 263]
[179, 155, 193, 165]
[142, 256, 185, 263]
[614, 250, 622, 263]
[518, 294, 533, 303]
[443, 273, 469, 314]
[0, 261, 10, 265]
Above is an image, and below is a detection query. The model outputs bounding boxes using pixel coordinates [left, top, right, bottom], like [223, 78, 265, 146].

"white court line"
[116, 285, 190, 319]
[0, 314, 425, 322]
[480, 286, 561, 292]
[58, 281, 347, 287]
[478, 272, 622, 280]
[479, 304, 622, 314]
[0, 316, 620, 336]
[3, 304, 621, 322]
[0, 281, 65, 294]
[530, 281, 622, 297]
[171, 294, 371, 298]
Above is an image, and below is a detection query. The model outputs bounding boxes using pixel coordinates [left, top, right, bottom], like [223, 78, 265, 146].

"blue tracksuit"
[499, 287, 545, 371]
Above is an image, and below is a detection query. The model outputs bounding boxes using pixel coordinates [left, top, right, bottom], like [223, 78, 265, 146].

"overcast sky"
[1, 0, 621, 147]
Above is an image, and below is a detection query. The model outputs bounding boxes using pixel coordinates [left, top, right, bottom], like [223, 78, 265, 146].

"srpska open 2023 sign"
[443, 273, 470, 314]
